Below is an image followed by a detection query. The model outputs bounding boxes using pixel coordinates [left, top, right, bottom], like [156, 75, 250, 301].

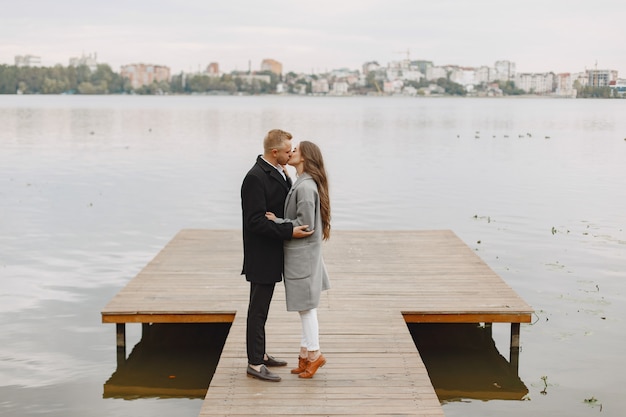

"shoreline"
[0, 92, 619, 99]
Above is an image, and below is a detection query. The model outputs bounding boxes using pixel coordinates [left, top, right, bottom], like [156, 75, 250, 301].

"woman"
[266, 141, 331, 379]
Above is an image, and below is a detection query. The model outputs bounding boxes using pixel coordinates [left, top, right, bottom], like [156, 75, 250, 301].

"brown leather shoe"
[299, 354, 326, 379]
[291, 356, 309, 374]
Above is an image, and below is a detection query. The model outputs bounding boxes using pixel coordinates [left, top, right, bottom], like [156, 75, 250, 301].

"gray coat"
[274, 172, 330, 311]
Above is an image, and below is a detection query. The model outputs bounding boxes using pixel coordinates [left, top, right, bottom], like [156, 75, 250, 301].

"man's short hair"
[263, 129, 292, 153]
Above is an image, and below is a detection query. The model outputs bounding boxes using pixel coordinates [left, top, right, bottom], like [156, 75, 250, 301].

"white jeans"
[299, 308, 320, 351]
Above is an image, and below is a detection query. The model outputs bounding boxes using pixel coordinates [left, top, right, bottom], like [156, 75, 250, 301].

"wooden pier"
[102, 229, 533, 416]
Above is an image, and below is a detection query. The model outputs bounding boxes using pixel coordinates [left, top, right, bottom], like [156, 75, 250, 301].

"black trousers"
[246, 282, 276, 365]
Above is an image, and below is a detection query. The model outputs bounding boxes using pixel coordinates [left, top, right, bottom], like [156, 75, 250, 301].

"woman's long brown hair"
[299, 141, 331, 240]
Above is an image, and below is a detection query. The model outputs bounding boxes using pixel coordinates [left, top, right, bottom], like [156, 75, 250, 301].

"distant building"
[362, 61, 381, 75]
[206, 62, 220, 76]
[329, 68, 355, 79]
[610, 79, 626, 96]
[311, 79, 329, 94]
[120, 63, 171, 89]
[402, 85, 418, 96]
[293, 84, 307, 95]
[15, 54, 41, 67]
[385, 59, 422, 83]
[383, 79, 403, 94]
[425, 66, 448, 81]
[330, 81, 349, 95]
[69, 52, 98, 71]
[261, 59, 282, 75]
[450, 67, 476, 87]
[338, 73, 360, 87]
[236, 73, 271, 84]
[515, 72, 555, 94]
[486, 82, 503, 97]
[474, 66, 492, 84]
[494, 60, 516, 81]
[571, 72, 588, 88]
[555, 73, 576, 97]
[425, 84, 445, 95]
[586, 69, 618, 87]
[412, 60, 434, 75]
[402, 69, 423, 82]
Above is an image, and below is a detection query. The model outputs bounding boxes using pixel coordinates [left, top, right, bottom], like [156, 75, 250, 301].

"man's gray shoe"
[263, 354, 288, 367]
[247, 365, 281, 382]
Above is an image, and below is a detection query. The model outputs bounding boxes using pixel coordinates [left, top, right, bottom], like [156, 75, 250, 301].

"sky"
[1, 0, 625, 76]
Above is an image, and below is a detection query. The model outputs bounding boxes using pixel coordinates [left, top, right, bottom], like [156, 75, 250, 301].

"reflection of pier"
[102, 229, 533, 416]
[409, 323, 529, 401]
[103, 323, 229, 399]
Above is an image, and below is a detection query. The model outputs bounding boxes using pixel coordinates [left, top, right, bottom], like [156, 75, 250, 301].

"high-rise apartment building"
[260, 59, 282, 75]
[494, 60, 516, 81]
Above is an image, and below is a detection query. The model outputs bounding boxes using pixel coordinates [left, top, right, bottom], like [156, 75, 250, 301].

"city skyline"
[2, 0, 625, 76]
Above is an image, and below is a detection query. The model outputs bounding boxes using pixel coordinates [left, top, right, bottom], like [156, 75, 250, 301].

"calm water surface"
[1, 95, 625, 416]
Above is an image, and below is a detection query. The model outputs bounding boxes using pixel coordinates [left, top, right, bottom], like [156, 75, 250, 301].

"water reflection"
[407, 323, 528, 403]
[104, 323, 230, 400]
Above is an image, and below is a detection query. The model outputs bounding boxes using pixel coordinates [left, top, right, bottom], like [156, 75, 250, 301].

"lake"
[0, 95, 625, 416]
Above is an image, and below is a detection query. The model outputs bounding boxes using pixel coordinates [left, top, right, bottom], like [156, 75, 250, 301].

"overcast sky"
[2, 0, 624, 76]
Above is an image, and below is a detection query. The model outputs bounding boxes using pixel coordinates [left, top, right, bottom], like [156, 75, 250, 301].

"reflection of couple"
[241, 129, 331, 382]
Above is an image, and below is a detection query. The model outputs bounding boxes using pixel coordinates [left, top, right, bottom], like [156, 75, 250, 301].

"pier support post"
[116, 323, 126, 368]
[510, 322, 520, 374]
[141, 323, 151, 341]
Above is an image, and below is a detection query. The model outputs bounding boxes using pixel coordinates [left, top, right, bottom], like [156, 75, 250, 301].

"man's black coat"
[241, 155, 293, 284]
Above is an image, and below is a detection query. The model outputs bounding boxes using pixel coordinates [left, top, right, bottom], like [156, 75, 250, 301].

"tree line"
[574, 84, 616, 98]
[0, 64, 125, 94]
[0, 64, 278, 95]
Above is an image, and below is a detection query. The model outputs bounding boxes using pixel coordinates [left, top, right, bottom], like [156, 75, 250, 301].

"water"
[1, 95, 625, 416]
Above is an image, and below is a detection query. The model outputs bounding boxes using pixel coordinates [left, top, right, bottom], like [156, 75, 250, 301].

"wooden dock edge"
[101, 313, 236, 324]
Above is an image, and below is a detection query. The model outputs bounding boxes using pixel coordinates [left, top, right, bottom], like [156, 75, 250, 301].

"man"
[241, 129, 313, 382]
